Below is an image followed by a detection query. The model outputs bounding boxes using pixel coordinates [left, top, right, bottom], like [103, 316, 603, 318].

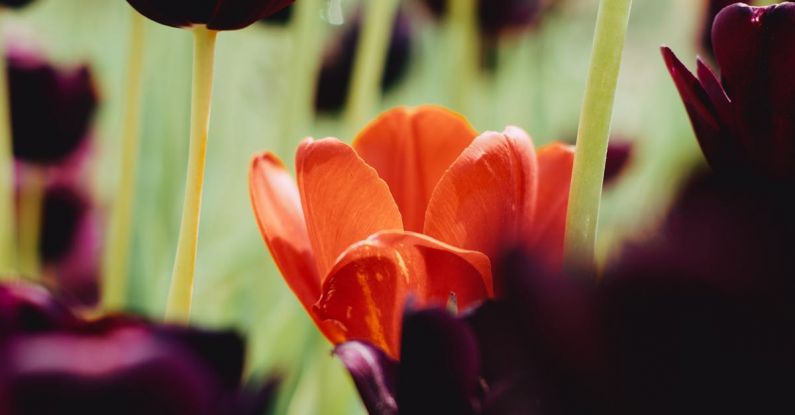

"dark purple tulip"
[0, 0, 34, 8]
[699, 1, 750, 57]
[38, 184, 100, 307]
[258, 3, 293, 25]
[315, 10, 412, 113]
[0, 282, 76, 339]
[8, 50, 97, 166]
[603, 140, 633, 187]
[126, 0, 294, 31]
[0, 302, 278, 415]
[423, 0, 542, 36]
[663, 3, 795, 181]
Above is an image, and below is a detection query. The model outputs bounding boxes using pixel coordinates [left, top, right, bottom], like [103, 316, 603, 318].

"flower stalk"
[102, 10, 146, 310]
[564, 0, 632, 270]
[165, 26, 217, 322]
[0, 10, 16, 276]
[344, 0, 400, 132]
[447, 0, 478, 113]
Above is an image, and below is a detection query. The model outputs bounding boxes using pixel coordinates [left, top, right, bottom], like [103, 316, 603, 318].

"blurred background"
[3, 0, 711, 412]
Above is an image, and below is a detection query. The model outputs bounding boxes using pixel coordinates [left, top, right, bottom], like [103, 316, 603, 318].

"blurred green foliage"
[5, 0, 706, 412]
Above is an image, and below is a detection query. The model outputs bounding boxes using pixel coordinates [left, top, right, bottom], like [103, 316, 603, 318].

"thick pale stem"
[101, 11, 146, 310]
[564, 0, 632, 270]
[17, 167, 45, 278]
[165, 27, 217, 322]
[0, 11, 17, 276]
[344, 0, 400, 132]
[448, 0, 478, 113]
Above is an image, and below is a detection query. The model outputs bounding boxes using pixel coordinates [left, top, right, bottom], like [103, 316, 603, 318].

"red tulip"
[249, 106, 574, 358]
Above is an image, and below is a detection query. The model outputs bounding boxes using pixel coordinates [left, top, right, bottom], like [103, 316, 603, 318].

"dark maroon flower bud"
[0, 0, 33, 8]
[699, 0, 748, 57]
[8, 49, 98, 166]
[603, 139, 633, 187]
[0, 313, 278, 415]
[0, 282, 75, 339]
[126, 0, 294, 31]
[259, 3, 293, 25]
[663, 3, 795, 181]
[423, 0, 542, 37]
[315, 10, 412, 113]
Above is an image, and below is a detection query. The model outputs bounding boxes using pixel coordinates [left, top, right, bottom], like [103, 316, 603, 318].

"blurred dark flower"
[8, 49, 97, 166]
[0, 283, 279, 415]
[0, 0, 34, 8]
[258, 2, 293, 25]
[423, 0, 542, 37]
[603, 139, 633, 187]
[315, 10, 412, 113]
[0, 281, 76, 339]
[39, 184, 101, 307]
[663, 3, 795, 181]
[126, 0, 294, 30]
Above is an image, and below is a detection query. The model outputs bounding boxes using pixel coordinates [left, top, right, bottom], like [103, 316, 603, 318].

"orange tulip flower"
[249, 106, 574, 358]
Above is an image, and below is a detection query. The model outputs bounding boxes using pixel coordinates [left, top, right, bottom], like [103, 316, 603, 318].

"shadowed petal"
[525, 143, 574, 273]
[314, 231, 492, 358]
[249, 153, 343, 343]
[209, 0, 295, 30]
[353, 106, 477, 232]
[398, 308, 481, 415]
[424, 127, 538, 261]
[335, 341, 398, 415]
[296, 138, 403, 279]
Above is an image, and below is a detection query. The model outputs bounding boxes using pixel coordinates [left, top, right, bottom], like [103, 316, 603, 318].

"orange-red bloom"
[249, 106, 573, 358]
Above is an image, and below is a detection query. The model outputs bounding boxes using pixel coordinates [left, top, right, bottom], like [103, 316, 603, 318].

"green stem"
[101, 11, 146, 310]
[165, 27, 217, 322]
[447, 0, 478, 114]
[17, 167, 45, 278]
[343, 0, 400, 132]
[281, 0, 323, 154]
[0, 10, 17, 277]
[563, 0, 632, 270]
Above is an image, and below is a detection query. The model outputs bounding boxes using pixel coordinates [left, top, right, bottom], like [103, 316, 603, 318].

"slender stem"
[563, 0, 632, 270]
[17, 167, 45, 278]
[0, 10, 17, 276]
[447, 0, 478, 114]
[280, 0, 323, 154]
[165, 27, 217, 322]
[343, 0, 400, 132]
[101, 11, 146, 310]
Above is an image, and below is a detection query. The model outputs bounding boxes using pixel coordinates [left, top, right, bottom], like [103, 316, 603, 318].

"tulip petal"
[424, 127, 538, 260]
[712, 3, 795, 177]
[314, 231, 492, 358]
[209, 0, 295, 30]
[334, 341, 399, 415]
[527, 143, 575, 272]
[250, 153, 344, 343]
[296, 138, 403, 279]
[661, 47, 730, 170]
[353, 106, 477, 232]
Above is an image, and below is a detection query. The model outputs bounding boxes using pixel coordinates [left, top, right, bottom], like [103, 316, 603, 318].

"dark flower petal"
[398, 308, 481, 415]
[8, 50, 97, 165]
[233, 377, 281, 415]
[0, 0, 34, 8]
[712, 3, 795, 178]
[315, 10, 412, 113]
[0, 282, 75, 339]
[699, 0, 740, 56]
[259, 3, 293, 25]
[0, 315, 248, 415]
[126, 0, 294, 31]
[423, 0, 542, 36]
[335, 341, 399, 415]
[603, 140, 633, 187]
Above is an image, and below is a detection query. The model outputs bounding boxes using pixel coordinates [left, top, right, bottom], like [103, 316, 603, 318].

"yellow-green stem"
[101, 11, 146, 310]
[448, 0, 478, 114]
[165, 27, 217, 322]
[0, 10, 17, 276]
[564, 0, 632, 270]
[343, 0, 400, 132]
[280, 0, 324, 153]
[17, 167, 45, 278]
